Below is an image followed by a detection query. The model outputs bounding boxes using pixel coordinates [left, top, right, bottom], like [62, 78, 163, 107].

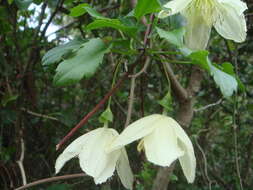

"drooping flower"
[55, 127, 134, 189]
[158, 0, 247, 50]
[108, 114, 196, 183]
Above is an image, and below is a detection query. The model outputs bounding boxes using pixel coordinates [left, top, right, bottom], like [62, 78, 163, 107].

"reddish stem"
[57, 72, 127, 150]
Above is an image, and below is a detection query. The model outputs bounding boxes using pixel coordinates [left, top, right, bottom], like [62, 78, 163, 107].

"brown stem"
[34, 1, 48, 38]
[125, 76, 136, 127]
[125, 56, 151, 128]
[40, 0, 64, 39]
[124, 14, 154, 128]
[15, 173, 86, 190]
[163, 61, 188, 102]
[151, 163, 176, 190]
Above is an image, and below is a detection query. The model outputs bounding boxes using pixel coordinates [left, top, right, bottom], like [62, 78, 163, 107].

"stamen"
[187, 0, 222, 25]
[137, 139, 145, 152]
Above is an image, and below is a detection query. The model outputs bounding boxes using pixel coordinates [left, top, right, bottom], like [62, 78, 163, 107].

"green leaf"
[126, 10, 135, 18]
[158, 91, 173, 112]
[69, 3, 89, 17]
[80, 6, 137, 36]
[1, 94, 18, 107]
[53, 38, 109, 86]
[86, 19, 137, 37]
[188, 51, 237, 97]
[14, 0, 33, 10]
[226, 40, 236, 51]
[134, 0, 161, 20]
[169, 174, 178, 181]
[69, 4, 106, 18]
[235, 76, 245, 92]
[46, 184, 71, 190]
[188, 50, 210, 71]
[42, 40, 85, 66]
[99, 107, 113, 123]
[8, 0, 14, 4]
[221, 62, 234, 75]
[84, 6, 107, 19]
[156, 27, 185, 47]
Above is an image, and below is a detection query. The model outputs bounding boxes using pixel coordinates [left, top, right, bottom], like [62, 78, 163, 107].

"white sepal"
[78, 128, 120, 182]
[158, 0, 248, 49]
[158, 0, 192, 18]
[55, 128, 101, 174]
[183, 9, 212, 50]
[108, 114, 162, 152]
[109, 114, 197, 183]
[170, 118, 196, 183]
[214, 4, 247, 43]
[143, 121, 184, 166]
[55, 127, 134, 189]
[116, 149, 134, 190]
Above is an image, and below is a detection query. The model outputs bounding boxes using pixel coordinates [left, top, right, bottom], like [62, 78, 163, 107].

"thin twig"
[233, 125, 243, 189]
[129, 57, 150, 78]
[0, 164, 14, 188]
[40, 0, 64, 39]
[233, 46, 244, 190]
[143, 15, 154, 46]
[46, 21, 76, 37]
[124, 14, 154, 127]
[125, 57, 151, 127]
[16, 138, 27, 186]
[100, 4, 120, 13]
[112, 97, 127, 115]
[194, 99, 223, 112]
[125, 76, 136, 127]
[195, 137, 213, 190]
[15, 173, 86, 190]
[21, 108, 59, 121]
[243, 134, 253, 181]
[34, 1, 48, 38]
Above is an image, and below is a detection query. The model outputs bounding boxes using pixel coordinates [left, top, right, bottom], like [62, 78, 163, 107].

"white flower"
[55, 127, 134, 189]
[158, 0, 247, 50]
[108, 114, 196, 183]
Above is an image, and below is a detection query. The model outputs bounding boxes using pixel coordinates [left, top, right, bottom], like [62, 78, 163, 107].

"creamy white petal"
[170, 118, 196, 183]
[108, 114, 163, 152]
[183, 9, 212, 50]
[94, 149, 121, 184]
[143, 121, 184, 166]
[79, 128, 120, 180]
[55, 128, 101, 174]
[158, 0, 192, 18]
[214, 4, 247, 43]
[116, 149, 134, 190]
[217, 0, 247, 14]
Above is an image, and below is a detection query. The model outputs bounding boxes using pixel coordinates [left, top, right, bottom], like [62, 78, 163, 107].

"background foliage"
[0, 0, 253, 189]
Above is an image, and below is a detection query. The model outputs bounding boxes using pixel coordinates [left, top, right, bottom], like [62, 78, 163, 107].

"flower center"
[188, 0, 221, 25]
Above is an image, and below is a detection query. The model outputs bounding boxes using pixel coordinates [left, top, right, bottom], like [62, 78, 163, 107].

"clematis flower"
[158, 0, 247, 50]
[108, 114, 196, 183]
[55, 127, 134, 189]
